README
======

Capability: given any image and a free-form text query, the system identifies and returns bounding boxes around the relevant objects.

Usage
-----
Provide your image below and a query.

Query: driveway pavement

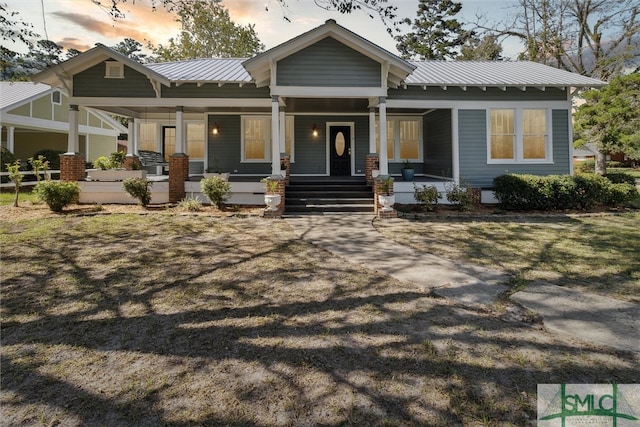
[285,213,640,354]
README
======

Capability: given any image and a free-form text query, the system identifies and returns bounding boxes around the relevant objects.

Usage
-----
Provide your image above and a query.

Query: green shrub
[1,147,16,172]
[122,177,153,207]
[34,181,80,212]
[605,183,639,206]
[201,176,231,209]
[413,184,439,211]
[575,159,595,174]
[109,151,126,169]
[33,149,65,171]
[445,181,472,211]
[605,172,636,185]
[573,174,610,209]
[493,174,552,210]
[177,194,203,212]
[29,155,50,182]
[93,156,111,170]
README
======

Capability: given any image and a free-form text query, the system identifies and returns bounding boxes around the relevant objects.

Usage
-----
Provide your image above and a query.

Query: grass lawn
[375,213,640,303]
[0,190,40,206]
[608,167,640,179]
[1,208,638,426]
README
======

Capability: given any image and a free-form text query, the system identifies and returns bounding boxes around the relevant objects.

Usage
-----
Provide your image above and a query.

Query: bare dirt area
[1,206,638,426]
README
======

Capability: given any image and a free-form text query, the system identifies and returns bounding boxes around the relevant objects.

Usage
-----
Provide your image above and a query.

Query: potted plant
[280,161,287,178]
[371,159,380,178]
[87,151,146,181]
[401,159,414,181]
[377,176,395,212]
[203,159,230,181]
[261,177,281,211]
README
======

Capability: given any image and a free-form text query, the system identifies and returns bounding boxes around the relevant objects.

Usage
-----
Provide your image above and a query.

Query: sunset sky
[6,0,521,58]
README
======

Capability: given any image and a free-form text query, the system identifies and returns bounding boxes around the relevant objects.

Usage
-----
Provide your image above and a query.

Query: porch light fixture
[212,123,220,135]
[312,124,318,137]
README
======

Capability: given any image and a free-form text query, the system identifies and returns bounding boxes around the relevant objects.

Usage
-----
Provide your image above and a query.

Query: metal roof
[405,60,606,87]
[143,58,606,88]
[147,58,252,83]
[0,82,52,110]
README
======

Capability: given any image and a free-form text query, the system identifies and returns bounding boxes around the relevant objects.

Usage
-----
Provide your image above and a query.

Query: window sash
[186,122,205,159]
[488,108,550,163]
[138,123,157,152]
[376,117,422,162]
[242,116,271,162]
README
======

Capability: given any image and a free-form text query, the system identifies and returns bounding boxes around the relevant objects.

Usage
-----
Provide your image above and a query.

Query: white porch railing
[0,170,60,188]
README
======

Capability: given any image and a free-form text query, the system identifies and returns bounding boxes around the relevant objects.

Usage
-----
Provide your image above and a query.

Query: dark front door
[330,125,351,176]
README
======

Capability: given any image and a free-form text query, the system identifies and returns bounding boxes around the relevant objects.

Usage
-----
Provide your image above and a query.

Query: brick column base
[374,176,397,219]
[260,176,286,218]
[365,154,379,186]
[60,153,86,181]
[280,154,290,185]
[124,155,142,171]
[169,153,189,203]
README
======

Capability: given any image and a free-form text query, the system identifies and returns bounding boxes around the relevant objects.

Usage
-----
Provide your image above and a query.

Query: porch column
[7,126,15,153]
[279,106,286,153]
[127,120,135,154]
[451,108,460,183]
[271,96,280,175]
[175,106,184,154]
[378,97,388,175]
[67,104,80,153]
[369,107,376,153]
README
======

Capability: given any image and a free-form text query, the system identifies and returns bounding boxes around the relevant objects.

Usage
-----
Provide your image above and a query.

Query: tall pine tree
[395,0,468,60]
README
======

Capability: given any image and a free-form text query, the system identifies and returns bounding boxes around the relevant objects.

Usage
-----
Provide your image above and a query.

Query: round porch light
[312,124,318,137]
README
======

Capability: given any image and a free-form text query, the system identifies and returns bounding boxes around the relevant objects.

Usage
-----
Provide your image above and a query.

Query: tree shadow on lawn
[1,215,638,426]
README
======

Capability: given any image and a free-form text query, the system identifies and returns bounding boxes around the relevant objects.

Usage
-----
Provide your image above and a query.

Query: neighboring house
[0,82,126,163]
[573,143,597,164]
[31,19,605,190]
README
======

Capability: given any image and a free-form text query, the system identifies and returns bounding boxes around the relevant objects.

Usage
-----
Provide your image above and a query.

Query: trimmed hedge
[605,172,636,185]
[493,173,639,211]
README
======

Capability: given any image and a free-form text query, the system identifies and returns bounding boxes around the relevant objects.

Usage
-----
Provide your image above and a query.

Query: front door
[329,125,351,176]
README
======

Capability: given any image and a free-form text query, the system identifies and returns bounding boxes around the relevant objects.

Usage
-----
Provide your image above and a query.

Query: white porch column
[127,120,135,155]
[175,106,184,154]
[7,126,15,153]
[67,104,80,153]
[271,96,280,175]
[369,107,376,153]
[451,108,460,183]
[378,97,388,175]
[279,107,286,153]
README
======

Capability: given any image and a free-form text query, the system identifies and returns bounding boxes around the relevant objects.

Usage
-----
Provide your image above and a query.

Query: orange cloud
[53,11,153,42]
[57,37,92,52]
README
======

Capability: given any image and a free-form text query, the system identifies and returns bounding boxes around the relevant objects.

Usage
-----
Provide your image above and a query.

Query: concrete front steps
[285,178,374,214]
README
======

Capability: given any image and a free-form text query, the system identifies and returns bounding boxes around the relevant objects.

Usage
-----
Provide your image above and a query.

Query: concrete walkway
[285,213,640,354]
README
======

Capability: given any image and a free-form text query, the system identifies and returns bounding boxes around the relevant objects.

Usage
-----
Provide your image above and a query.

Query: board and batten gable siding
[458,109,571,188]
[162,83,270,98]
[277,37,382,87]
[388,86,568,102]
[423,110,453,178]
[74,62,157,98]
[207,115,270,175]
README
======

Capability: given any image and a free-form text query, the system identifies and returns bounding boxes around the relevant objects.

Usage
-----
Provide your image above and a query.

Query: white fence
[0,170,60,188]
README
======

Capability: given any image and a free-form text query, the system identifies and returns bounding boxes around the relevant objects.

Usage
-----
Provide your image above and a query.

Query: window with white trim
[488,108,552,163]
[105,61,124,79]
[376,117,422,161]
[242,116,271,162]
[186,122,205,159]
[138,122,158,151]
[51,90,61,105]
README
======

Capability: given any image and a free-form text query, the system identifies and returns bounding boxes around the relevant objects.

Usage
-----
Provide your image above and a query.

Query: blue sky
[6,0,523,58]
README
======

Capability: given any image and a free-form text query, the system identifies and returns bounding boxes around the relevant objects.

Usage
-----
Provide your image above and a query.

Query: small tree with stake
[5,161,23,207]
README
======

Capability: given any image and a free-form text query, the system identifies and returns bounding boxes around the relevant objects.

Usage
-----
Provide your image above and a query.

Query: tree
[112,38,150,63]
[1,3,39,80]
[472,0,639,80]
[574,72,640,174]
[395,0,468,60]
[458,34,503,60]
[151,0,263,61]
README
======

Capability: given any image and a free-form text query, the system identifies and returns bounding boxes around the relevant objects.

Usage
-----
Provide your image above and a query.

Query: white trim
[241,115,272,163]
[69,97,272,108]
[270,86,387,98]
[0,113,119,136]
[375,116,424,163]
[326,122,355,176]
[387,99,572,110]
[486,108,554,164]
[568,109,574,175]
[105,61,124,79]
[452,108,459,183]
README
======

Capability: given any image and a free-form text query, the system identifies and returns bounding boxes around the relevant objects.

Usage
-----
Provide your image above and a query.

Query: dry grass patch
[1,211,638,426]
[375,213,640,302]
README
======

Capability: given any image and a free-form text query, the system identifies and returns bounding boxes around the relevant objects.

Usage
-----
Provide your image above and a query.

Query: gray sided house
[32,19,605,206]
